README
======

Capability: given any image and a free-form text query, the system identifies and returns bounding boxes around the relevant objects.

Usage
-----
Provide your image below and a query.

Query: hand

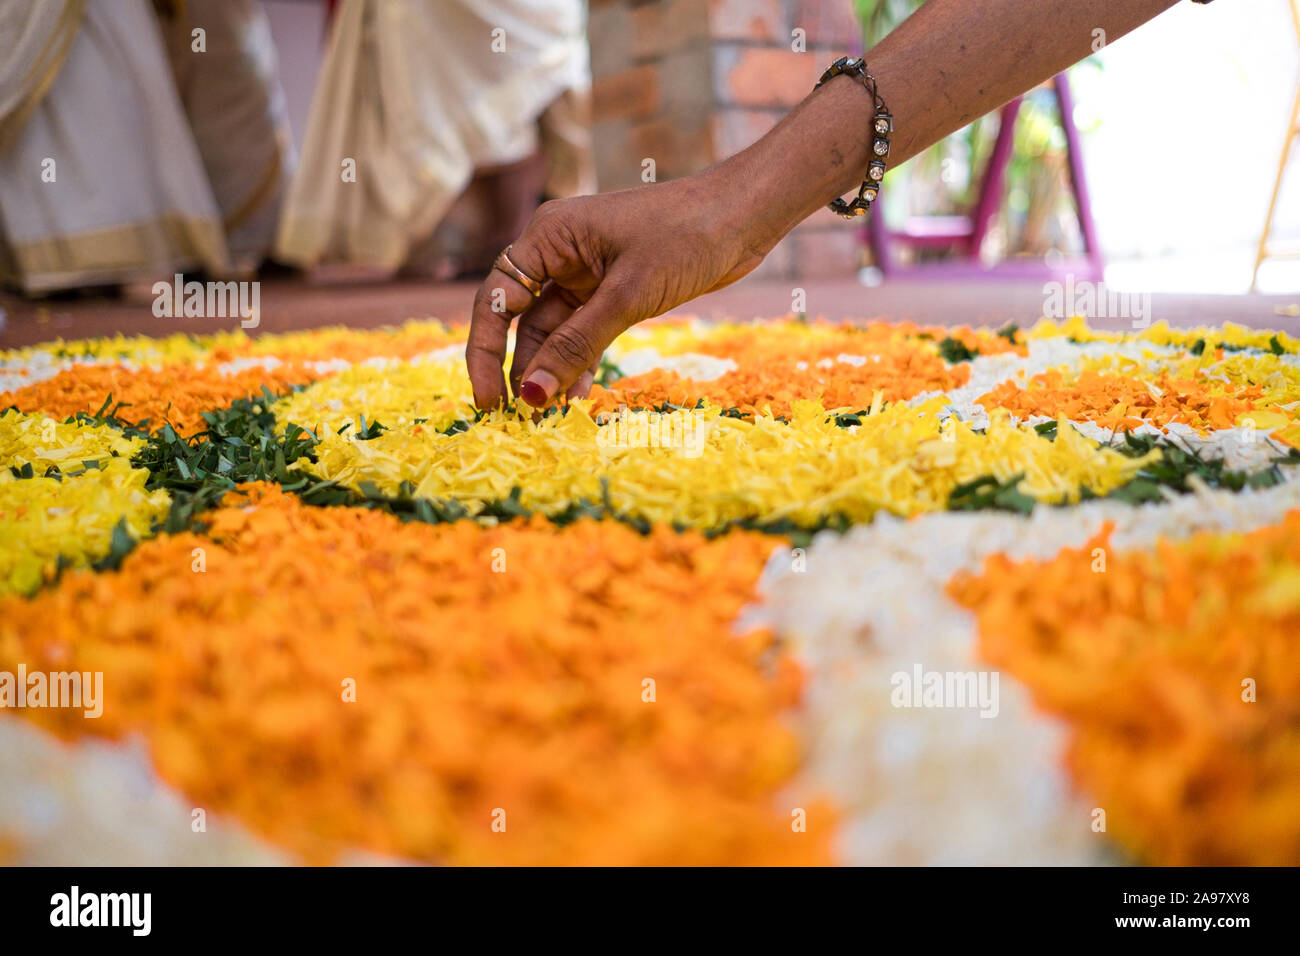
[465,167,776,409]
[463,0,1186,410]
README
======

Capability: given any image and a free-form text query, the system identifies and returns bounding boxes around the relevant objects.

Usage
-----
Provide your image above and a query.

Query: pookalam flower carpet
[1,314,1299,866]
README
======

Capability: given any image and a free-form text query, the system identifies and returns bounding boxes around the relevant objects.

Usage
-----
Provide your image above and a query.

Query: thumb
[518,280,639,406]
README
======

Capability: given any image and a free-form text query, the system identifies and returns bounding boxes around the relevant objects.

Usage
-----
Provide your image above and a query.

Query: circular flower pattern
[1,315,1297,864]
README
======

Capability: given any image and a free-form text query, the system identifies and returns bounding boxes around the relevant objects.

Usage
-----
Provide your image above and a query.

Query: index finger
[466,240,550,409]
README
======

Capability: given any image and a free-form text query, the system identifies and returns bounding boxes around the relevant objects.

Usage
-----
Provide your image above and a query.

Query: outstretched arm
[467,0,1183,409]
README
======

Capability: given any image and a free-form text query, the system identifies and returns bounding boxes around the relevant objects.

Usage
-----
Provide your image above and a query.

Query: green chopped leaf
[937,336,978,363]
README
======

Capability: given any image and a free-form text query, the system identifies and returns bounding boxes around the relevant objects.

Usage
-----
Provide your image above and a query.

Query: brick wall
[587,0,864,280]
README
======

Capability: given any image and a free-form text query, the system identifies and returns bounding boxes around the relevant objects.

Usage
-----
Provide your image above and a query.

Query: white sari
[0,0,292,294]
[274,0,593,271]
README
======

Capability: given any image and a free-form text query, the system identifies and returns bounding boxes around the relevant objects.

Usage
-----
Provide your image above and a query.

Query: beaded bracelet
[814,56,893,219]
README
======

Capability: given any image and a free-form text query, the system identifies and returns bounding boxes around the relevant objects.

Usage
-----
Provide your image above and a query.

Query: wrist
[719,72,887,252]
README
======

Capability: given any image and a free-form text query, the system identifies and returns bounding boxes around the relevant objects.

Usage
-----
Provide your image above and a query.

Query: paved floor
[3,275,1299,348]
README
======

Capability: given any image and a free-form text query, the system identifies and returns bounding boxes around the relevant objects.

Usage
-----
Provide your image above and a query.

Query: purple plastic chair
[863,73,1105,283]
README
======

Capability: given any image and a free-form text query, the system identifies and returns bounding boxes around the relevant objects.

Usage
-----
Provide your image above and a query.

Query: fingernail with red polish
[519,371,557,407]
